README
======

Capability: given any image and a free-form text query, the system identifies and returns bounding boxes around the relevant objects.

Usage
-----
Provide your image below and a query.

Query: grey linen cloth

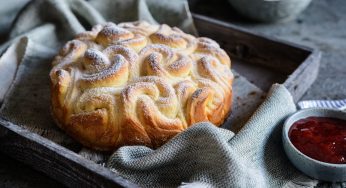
[0,0,321,187]
[107,84,318,188]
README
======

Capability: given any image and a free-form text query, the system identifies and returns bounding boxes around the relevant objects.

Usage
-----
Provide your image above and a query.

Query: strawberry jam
[289,116,346,164]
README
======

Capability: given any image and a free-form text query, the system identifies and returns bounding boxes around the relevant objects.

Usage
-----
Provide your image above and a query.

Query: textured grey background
[0,0,345,187]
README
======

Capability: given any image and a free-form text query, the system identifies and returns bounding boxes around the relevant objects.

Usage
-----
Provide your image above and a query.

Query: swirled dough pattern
[50,21,233,150]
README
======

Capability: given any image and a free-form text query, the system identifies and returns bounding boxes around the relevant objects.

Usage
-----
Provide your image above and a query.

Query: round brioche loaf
[50,21,233,150]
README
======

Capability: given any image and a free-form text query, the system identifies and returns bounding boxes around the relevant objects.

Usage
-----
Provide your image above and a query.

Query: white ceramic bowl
[282,108,346,182]
[228,0,312,22]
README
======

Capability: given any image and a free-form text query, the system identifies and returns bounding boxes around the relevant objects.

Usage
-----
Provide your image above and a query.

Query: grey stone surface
[1,0,345,187]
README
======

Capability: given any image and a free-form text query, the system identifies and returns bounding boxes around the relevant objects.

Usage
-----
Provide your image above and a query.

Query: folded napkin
[0,0,322,187]
[107,84,319,188]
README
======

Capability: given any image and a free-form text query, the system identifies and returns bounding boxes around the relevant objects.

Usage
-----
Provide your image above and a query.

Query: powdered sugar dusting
[83,48,110,73]
[103,45,138,64]
[100,23,132,38]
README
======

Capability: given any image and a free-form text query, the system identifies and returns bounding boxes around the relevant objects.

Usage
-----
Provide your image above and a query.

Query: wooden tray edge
[284,50,321,102]
[0,117,137,188]
[192,14,315,52]
[192,13,321,101]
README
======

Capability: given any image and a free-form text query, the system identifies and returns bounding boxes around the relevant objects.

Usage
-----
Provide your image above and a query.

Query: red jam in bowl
[289,116,346,164]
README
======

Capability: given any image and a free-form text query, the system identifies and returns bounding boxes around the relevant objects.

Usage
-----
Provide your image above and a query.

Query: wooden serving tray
[0,14,321,188]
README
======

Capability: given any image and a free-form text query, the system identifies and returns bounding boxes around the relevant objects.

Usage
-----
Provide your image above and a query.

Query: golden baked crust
[50,21,233,150]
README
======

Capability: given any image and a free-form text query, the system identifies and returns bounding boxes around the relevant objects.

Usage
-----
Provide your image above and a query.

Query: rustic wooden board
[0,15,320,188]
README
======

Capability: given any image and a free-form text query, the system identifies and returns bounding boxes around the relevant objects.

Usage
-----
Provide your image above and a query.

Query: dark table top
[1,0,345,187]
